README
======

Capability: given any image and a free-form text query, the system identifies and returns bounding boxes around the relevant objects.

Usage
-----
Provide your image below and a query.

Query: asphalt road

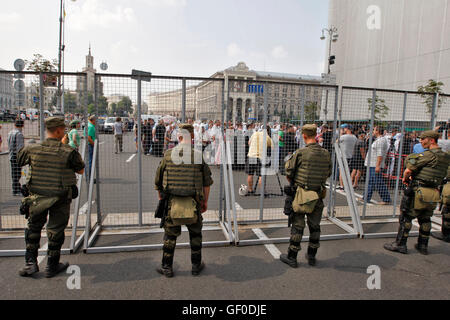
[1,235,449,300]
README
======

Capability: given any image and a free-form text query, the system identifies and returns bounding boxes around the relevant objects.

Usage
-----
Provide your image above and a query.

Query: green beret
[45,117,66,129]
[419,130,439,140]
[301,124,317,136]
[179,123,194,135]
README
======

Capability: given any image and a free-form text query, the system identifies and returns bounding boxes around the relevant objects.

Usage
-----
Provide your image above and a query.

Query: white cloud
[0,12,20,24]
[67,0,135,31]
[227,43,243,58]
[271,45,288,59]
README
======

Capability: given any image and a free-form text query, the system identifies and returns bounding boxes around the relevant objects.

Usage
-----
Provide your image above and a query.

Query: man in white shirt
[364,125,391,204]
[245,127,273,193]
[338,124,357,189]
[113,117,124,154]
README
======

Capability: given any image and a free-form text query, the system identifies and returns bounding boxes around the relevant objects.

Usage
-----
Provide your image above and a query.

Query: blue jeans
[86,144,94,182]
[366,167,391,203]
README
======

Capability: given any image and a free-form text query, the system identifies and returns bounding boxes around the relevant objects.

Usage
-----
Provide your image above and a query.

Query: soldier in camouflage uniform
[384,131,450,254]
[17,117,85,277]
[431,150,450,242]
[280,124,332,267]
[154,124,213,277]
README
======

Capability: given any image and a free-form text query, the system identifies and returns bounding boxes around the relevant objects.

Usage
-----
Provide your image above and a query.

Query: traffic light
[328,55,336,66]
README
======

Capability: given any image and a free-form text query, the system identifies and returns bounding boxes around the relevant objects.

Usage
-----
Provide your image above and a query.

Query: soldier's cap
[45,117,66,129]
[301,124,317,136]
[419,130,439,140]
[179,123,194,135]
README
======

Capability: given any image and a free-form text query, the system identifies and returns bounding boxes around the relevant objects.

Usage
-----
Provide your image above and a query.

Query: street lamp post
[57,0,76,115]
[320,26,338,124]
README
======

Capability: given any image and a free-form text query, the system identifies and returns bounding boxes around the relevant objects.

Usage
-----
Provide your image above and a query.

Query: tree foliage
[25,54,57,72]
[417,79,445,114]
[367,96,389,122]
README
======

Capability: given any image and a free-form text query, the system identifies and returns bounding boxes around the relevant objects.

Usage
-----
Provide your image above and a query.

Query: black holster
[155,192,169,228]
[400,184,415,215]
[284,185,296,227]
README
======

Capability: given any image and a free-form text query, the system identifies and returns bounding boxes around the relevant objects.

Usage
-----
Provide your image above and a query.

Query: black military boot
[45,254,69,278]
[415,236,429,255]
[305,247,318,266]
[384,218,408,254]
[156,255,174,278]
[280,249,298,268]
[19,249,39,277]
[191,252,205,276]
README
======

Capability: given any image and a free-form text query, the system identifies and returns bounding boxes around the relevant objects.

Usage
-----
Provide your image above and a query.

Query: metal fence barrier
[1,69,449,255]
[0,71,90,256]
[81,73,234,254]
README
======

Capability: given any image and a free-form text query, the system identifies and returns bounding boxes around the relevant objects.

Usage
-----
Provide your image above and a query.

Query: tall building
[147,62,323,121]
[328,0,450,92]
[76,45,104,97]
[0,68,14,111]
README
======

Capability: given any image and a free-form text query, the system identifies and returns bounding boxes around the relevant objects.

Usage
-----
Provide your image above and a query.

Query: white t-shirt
[365,136,389,168]
[114,122,123,135]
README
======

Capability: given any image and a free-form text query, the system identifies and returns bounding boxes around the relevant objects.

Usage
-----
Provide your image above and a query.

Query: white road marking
[126,154,136,163]
[37,242,48,266]
[235,202,243,210]
[252,228,281,259]
[326,185,381,205]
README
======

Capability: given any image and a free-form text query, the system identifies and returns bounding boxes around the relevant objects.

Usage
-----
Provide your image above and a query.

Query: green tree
[25,54,57,72]
[117,96,133,116]
[417,79,445,114]
[367,96,389,123]
[97,96,108,115]
[25,54,58,111]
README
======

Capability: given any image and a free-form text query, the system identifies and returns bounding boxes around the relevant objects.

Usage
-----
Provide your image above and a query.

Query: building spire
[89,42,91,56]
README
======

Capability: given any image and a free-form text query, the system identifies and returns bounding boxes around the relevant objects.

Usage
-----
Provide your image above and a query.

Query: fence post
[137,77,143,227]
[431,92,439,130]
[299,85,305,148]
[219,80,225,221]
[328,86,340,218]
[362,88,377,219]
[182,78,186,123]
[39,73,45,142]
[259,83,268,223]
[94,73,102,225]
[393,92,408,217]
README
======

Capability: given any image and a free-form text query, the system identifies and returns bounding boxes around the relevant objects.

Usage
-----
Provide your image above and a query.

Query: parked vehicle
[103,117,116,134]
[97,118,105,133]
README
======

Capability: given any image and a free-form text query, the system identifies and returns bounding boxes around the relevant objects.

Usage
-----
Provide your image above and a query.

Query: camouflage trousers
[289,199,324,252]
[25,199,71,257]
[398,193,434,244]
[162,214,203,264]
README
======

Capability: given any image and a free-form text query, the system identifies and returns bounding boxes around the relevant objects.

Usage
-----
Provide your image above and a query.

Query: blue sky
[0,0,329,76]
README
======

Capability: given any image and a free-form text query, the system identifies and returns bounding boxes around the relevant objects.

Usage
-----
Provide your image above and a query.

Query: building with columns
[0,68,14,111]
[147,62,323,122]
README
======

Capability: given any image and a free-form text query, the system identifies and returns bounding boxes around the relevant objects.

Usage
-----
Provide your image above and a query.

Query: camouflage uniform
[154,124,213,277]
[280,124,332,267]
[17,117,84,277]
[432,152,450,242]
[385,131,450,254]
